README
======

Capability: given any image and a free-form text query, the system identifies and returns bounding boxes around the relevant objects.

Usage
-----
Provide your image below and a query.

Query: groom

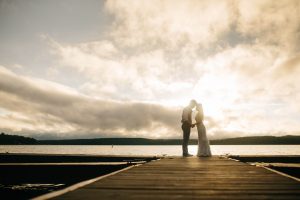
[181,99,197,157]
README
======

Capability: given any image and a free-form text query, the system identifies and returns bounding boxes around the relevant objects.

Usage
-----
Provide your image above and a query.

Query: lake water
[0,145,300,156]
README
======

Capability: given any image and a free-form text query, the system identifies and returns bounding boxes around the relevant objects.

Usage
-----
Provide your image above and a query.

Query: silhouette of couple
[181,99,212,157]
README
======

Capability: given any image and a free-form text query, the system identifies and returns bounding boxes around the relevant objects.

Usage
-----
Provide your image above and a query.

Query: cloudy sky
[0,0,300,139]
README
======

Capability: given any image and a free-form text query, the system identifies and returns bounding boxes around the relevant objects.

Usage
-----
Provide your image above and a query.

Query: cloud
[105,0,233,49]
[0,66,180,139]
[1,0,300,139]
[237,0,300,52]
[46,36,197,102]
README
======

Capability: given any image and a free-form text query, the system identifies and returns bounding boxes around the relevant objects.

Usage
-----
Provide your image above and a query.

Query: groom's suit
[181,106,193,155]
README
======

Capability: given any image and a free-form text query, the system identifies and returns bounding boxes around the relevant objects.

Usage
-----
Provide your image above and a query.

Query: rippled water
[1,145,300,155]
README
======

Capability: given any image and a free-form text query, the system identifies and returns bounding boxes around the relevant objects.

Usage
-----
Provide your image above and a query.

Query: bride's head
[196,103,202,111]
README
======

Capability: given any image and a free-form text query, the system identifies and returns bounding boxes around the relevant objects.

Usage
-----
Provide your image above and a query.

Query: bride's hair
[196,103,202,111]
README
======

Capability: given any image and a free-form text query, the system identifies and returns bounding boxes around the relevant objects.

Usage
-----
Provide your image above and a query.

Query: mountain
[1,132,300,145]
[38,135,300,145]
[38,138,184,145]
[211,135,300,145]
[0,132,37,145]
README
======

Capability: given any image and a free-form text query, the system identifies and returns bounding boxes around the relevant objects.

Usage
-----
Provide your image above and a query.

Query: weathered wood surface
[53,156,300,200]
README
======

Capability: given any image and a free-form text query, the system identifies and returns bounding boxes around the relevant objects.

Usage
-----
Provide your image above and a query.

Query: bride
[194,103,212,157]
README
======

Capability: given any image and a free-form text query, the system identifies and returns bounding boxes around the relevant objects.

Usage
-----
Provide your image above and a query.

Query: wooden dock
[43,156,300,200]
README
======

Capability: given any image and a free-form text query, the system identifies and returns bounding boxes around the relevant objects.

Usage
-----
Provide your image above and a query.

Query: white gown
[195,107,212,157]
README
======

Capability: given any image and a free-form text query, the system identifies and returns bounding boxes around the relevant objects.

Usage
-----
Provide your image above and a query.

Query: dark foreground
[0,154,157,199]
[0,154,299,199]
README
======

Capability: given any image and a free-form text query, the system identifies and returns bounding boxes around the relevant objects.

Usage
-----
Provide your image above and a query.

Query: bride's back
[195,104,204,123]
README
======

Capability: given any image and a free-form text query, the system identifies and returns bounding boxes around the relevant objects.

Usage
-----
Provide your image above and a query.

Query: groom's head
[189,99,197,108]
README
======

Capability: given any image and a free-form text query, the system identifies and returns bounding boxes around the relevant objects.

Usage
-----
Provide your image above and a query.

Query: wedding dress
[195,105,212,157]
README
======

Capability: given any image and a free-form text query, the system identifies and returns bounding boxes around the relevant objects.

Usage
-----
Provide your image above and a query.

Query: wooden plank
[51,157,300,200]
[50,189,300,200]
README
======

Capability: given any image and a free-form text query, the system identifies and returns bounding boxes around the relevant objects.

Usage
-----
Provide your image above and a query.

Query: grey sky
[0,0,108,85]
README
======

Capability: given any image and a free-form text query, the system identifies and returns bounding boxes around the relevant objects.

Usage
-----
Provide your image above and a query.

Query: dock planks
[51,156,300,200]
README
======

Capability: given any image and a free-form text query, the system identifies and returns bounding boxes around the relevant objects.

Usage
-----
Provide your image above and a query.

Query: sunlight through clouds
[0,0,300,139]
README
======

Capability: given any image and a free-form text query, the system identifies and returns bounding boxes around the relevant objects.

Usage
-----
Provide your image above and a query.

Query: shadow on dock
[0,154,158,199]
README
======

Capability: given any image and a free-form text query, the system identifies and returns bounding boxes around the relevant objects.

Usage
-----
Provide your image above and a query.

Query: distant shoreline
[1,133,300,145]
[2,144,300,145]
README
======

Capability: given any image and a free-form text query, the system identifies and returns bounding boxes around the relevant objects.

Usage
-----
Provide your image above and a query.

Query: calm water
[0,145,300,156]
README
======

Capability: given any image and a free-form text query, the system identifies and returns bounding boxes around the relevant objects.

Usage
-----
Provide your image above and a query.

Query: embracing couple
[181,99,212,157]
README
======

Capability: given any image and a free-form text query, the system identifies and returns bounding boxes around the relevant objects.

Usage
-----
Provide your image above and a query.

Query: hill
[211,135,300,145]
[0,132,37,144]
[1,132,300,145]
[38,135,300,145]
[38,138,184,145]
